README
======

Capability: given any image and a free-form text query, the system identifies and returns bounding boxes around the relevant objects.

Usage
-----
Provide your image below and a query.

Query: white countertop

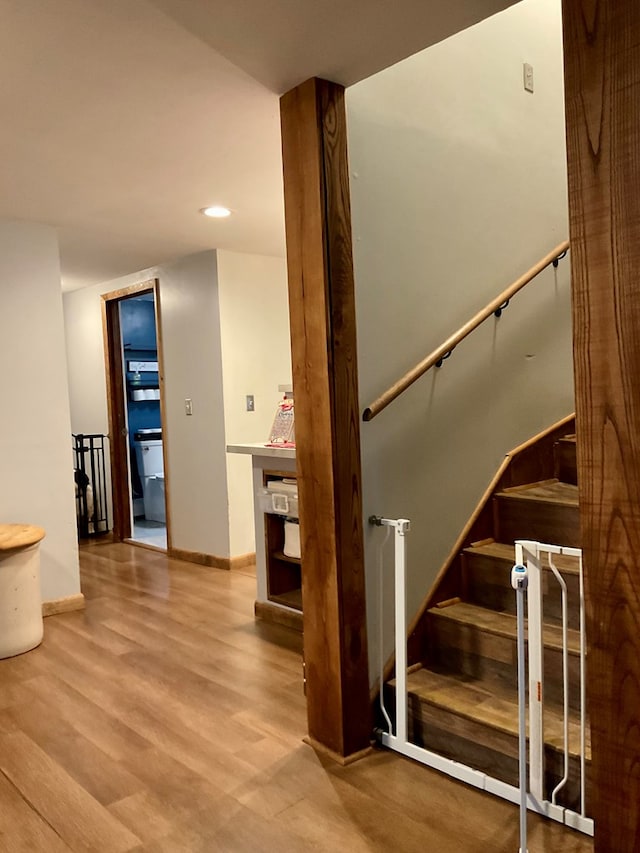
[226,442,296,459]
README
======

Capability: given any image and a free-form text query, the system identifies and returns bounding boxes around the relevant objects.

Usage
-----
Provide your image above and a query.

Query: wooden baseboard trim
[303,736,373,766]
[230,552,256,571]
[168,546,230,570]
[124,538,166,554]
[42,593,86,617]
[255,599,303,632]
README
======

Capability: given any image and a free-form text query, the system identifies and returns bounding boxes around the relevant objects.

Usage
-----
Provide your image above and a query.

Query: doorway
[102,279,171,550]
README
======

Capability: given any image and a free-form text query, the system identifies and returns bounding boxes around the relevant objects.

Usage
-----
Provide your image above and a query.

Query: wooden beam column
[280,77,371,760]
[563,1,640,848]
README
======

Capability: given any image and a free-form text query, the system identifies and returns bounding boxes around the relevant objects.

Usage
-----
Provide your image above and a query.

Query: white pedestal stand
[0,524,45,659]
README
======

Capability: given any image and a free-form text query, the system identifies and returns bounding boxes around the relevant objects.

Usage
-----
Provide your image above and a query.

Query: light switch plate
[185,398,193,415]
[246,395,255,412]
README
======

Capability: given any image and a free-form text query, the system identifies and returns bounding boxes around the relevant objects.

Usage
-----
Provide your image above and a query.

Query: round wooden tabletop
[0,524,46,552]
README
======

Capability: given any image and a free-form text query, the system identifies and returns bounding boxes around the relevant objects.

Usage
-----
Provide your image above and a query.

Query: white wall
[63,251,231,557]
[217,250,292,555]
[63,248,291,560]
[160,251,230,556]
[346,0,573,679]
[0,221,80,601]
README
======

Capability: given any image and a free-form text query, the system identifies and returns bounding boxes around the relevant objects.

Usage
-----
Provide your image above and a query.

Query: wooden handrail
[362,240,570,422]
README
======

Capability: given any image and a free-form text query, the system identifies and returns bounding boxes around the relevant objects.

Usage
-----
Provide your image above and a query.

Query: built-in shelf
[264,472,302,624]
[272,550,301,565]
[225,447,299,633]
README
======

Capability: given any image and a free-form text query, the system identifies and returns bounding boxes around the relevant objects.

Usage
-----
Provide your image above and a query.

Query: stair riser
[554,440,577,485]
[494,495,580,548]
[463,553,581,631]
[428,617,582,710]
[406,698,590,812]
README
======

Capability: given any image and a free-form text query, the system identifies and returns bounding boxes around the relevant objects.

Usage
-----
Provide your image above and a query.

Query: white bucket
[0,542,43,658]
[144,474,166,523]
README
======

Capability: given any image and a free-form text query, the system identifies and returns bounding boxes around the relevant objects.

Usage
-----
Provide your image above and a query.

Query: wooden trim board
[255,600,303,632]
[168,547,254,572]
[168,546,230,570]
[230,552,256,571]
[100,281,157,302]
[42,594,85,617]
[102,295,131,541]
[303,736,373,766]
[124,539,167,555]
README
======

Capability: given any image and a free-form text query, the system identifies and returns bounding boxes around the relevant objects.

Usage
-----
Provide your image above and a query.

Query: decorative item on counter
[266,395,295,448]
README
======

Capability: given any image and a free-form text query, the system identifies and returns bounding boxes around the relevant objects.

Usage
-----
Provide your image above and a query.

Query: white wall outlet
[523,62,534,93]
[246,394,255,412]
[185,398,193,415]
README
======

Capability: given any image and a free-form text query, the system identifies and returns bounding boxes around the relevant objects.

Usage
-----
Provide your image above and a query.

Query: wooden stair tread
[495,479,579,506]
[401,666,591,759]
[464,541,580,575]
[428,601,581,654]
[558,434,576,443]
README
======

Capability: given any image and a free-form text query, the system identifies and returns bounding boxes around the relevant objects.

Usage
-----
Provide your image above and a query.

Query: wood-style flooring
[0,542,594,852]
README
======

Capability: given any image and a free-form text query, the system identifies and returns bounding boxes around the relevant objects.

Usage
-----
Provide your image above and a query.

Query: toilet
[134,430,166,523]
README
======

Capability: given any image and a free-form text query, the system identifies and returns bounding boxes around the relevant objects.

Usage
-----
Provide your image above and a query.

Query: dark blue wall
[120,296,161,446]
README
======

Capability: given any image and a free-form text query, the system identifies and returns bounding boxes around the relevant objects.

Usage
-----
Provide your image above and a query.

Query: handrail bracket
[552,249,568,269]
[494,299,510,318]
[435,349,454,369]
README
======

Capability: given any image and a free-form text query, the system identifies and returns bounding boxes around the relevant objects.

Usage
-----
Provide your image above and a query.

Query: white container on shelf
[283,519,301,559]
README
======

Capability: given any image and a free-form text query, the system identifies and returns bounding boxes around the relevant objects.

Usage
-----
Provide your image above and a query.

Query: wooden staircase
[388,423,590,812]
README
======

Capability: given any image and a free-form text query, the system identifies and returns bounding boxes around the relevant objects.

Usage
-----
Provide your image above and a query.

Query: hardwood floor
[0,543,593,851]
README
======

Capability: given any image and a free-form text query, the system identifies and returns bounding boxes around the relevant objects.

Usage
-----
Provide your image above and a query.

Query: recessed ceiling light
[201,206,232,218]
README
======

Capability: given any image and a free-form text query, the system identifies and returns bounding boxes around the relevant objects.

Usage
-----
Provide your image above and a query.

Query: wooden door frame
[101,279,172,549]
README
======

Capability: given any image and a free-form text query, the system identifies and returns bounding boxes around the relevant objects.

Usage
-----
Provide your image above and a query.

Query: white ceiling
[0,0,514,290]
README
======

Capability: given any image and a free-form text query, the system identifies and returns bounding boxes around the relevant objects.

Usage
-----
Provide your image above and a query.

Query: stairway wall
[346,0,574,683]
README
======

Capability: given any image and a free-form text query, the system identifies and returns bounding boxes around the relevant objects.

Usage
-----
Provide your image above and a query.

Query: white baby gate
[372,517,593,842]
